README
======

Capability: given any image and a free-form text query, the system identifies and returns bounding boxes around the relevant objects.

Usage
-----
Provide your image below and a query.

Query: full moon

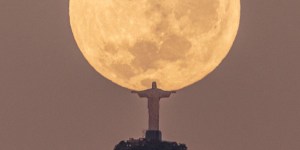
[69,0,240,90]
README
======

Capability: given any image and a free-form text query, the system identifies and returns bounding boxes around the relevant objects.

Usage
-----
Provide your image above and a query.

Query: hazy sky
[1,0,300,150]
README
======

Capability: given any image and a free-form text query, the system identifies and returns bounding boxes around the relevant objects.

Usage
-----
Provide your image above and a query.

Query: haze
[0,0,299,150]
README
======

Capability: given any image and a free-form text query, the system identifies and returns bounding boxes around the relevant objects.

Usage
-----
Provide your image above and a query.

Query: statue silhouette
[132,82,176,131]
[114,82,187,150]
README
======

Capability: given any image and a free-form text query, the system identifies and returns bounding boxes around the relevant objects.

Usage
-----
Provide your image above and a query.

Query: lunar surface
[69,0,240,90]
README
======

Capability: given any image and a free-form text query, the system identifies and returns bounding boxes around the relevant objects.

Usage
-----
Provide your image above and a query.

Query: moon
[69,0,240,90]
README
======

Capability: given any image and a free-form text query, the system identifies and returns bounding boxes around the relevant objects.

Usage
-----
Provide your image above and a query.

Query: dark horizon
[1,0,300,150]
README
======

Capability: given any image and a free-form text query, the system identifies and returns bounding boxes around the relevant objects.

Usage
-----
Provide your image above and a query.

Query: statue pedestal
[145,130,162,141]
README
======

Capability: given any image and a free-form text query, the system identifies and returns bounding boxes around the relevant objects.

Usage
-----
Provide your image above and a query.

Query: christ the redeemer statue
[132,82,176,131]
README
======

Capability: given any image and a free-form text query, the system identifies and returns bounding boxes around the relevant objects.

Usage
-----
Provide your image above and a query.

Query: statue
[114,82,187,150]
[132,82,176,131]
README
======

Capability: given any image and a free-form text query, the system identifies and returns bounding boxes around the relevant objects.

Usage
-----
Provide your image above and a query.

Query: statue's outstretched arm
[131,90,148,98]
[160,90,176,98]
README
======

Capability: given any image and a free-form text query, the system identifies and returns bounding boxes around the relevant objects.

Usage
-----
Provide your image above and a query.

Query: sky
[1,0,300,150]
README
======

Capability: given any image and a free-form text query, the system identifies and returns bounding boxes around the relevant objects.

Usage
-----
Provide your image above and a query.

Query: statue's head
[152,82,157,89]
